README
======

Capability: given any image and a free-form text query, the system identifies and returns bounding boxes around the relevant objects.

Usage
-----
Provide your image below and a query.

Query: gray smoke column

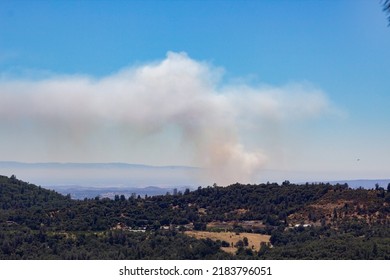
[0,52,332,185]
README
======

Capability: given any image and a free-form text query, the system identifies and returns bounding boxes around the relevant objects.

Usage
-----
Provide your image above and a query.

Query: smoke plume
[0,52,332,185]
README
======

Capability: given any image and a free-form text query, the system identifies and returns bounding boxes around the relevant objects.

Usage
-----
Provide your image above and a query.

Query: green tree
[332,208,338,220]
[235,240,244,248]
[258,242,270,257]
[193,222,207,231]
[383,0,390,24]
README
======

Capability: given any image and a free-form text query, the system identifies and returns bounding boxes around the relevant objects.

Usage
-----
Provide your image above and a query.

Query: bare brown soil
[184,230,270,254]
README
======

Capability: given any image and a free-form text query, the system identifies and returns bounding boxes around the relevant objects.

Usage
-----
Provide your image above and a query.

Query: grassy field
[184,231,270,254]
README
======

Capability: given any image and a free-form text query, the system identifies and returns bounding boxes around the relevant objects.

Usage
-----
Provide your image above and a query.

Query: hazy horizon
[0,161,388,190]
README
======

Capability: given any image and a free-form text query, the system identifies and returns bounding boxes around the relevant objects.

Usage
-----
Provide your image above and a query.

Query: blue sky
[0,0,389,184]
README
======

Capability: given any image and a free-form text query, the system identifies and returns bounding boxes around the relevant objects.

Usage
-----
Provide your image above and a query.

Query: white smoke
[0,52,333,185]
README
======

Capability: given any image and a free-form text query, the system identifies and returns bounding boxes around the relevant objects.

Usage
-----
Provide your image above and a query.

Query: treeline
[0,175,389,259]
[0,177,341,231]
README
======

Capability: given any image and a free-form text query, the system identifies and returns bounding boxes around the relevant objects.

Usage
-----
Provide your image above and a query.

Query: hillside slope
[0,175,389,259]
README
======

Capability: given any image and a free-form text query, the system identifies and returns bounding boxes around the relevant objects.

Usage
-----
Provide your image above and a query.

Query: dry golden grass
[184,231,270,254]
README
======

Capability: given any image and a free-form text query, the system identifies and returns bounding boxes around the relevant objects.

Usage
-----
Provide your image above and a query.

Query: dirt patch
[234,208,248,215]
[185,230,270,254]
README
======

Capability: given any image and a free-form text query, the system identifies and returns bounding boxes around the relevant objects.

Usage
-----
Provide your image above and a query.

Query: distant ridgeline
[0,175,389,259]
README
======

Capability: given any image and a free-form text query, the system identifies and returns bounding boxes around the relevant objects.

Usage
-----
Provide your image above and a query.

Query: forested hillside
[0,175,389,259]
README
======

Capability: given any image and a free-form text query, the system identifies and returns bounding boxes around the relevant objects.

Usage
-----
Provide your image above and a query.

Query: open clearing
[185,231,270,254]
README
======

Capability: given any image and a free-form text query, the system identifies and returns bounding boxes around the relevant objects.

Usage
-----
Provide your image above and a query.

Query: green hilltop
[0,175,389,259]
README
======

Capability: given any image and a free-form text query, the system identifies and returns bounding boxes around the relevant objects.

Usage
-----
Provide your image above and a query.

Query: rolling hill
[0,175,389,259]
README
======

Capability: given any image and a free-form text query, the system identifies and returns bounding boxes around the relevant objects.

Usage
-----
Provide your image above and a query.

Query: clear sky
[0,0,389,184]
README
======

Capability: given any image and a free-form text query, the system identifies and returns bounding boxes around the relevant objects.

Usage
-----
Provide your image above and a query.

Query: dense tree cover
[0,177,342,232]
[0,175,389,259]
[260,223,390,260]
[0,223,230,260]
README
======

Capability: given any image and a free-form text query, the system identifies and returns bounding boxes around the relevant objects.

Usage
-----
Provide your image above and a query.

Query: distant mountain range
[54,180,390,200]
[51,185,194,200]
[0,161,388,195]
[0,161,203,189]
